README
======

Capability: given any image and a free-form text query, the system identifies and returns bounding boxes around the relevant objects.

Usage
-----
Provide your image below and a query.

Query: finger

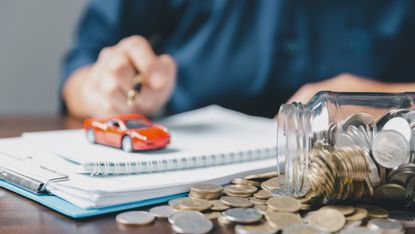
[149,54,177,90]
[119,36,157,74]
[104,52,136,94]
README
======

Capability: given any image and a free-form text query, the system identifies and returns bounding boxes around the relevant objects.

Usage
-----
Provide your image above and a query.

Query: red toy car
[83,114,170,152]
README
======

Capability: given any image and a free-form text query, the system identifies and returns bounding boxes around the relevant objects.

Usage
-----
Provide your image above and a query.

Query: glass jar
[277,91,415,203]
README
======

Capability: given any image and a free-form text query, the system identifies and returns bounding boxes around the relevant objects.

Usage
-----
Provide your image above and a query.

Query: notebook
[21,105,278,176]
[0,140,277,209]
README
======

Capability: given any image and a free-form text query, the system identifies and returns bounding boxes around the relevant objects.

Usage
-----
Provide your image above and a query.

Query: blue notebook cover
[0,181,187,219]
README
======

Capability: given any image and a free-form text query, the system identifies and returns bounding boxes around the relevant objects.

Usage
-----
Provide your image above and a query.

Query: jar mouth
[277,102,313,196]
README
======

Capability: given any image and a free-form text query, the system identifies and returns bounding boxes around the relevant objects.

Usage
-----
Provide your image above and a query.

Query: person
[62,0,415,119]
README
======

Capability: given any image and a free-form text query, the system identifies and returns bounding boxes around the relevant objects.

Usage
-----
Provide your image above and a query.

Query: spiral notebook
[21,106,277,176]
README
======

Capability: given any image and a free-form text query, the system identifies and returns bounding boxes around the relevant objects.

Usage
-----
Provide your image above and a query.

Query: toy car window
[125,120,149,129]
[107,120,120,128]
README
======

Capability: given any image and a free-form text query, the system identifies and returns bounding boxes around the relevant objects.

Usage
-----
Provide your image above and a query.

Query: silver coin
[342,113,374,131]
[168,210,204,224]
[282,223,328,234]
[372,130,410,168]
[382,117,412,142]
[222,208,263,223]
[405,110,415,129]
[367,218,403,233]
[335,133,357,148]
[171,211,213,234]
[376,109,409,130]
[149,205,175,218]
[340,227,381,234]
[115,211,155,225]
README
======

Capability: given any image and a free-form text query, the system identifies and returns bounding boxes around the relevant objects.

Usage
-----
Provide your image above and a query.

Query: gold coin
[265,211,302,230]
[245,171,279,180]
[168,197,187,211]
[321,205,355,216]
[261,177,282,190]
[224,184,258,195]
[177,198,211,211]
[346,208,368,221]
[232,178,260,187]
[204,211,220,220]
[209,200,230,211]
[235,222,277,234]
[266,196,301,213]
[191,183,223,194]
[254,190,273,200]
[220,196,253,208]
[249,197,267,205]
[306,208,345,233]
[253,204,268,214]
[217,213,233,226]
[356,204,389,218]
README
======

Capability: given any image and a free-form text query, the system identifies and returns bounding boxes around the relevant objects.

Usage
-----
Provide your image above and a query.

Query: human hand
[287,73,393,104]
[63,36,177,118]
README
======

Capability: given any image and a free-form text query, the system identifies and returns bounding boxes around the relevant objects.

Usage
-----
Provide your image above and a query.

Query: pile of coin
[298,109,415,203]
[115,173,410,234]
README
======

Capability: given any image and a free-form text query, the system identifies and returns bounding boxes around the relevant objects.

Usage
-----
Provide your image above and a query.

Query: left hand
[287,73,401,104]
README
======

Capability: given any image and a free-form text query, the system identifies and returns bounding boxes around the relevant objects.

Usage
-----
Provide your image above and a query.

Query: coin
[224,184,258,195]
[210,199,230,211]
[178,198,212,211]
[282,223,328,234]
[265,211,302,230]
[221,196,254,208]
[367,218,403,234]
[115,211,155,226]
[235,222,277,234]
[245,171,279,180]
[250,197,267,205]
[253,204,268,214]
[382,117,412,142]
[204,211,220,220]
[168,210,204,224]
[217,213,233,226]
[168,197,187,211]
[191,183,223,194]
[345,207,368,221]
[233,178,260,187]
[254,189,273,199]
[306,208,345,232]
[267,196,301,213]
[340,227,381,234]
[321,205,355,216]
[373,183,408,200]
[356,204,389,218]
[222,208,263,223]
[149,205,175,218]
[171,211,213,234]
[372,130,410,169]
[261,177,283,190]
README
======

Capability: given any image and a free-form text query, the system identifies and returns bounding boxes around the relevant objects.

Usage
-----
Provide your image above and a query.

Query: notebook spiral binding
[86,147,276,176]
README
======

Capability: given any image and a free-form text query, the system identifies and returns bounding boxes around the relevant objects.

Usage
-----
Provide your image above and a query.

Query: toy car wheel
[86,129,96,144]
[121,136,133,152]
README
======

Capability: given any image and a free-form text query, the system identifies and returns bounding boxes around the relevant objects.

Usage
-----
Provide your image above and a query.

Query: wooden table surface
[0,116,414,234]
[0,116,236,234]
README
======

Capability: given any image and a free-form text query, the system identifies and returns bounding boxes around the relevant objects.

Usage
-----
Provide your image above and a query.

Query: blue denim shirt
[63,0,415,117]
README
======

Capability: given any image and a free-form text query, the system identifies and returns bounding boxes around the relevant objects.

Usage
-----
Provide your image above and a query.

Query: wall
[0,0,88,115]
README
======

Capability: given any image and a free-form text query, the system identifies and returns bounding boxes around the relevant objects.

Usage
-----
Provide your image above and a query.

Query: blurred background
[0,0,88,115]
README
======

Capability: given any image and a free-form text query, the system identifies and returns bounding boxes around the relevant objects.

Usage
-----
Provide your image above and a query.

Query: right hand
[63,36,177,118]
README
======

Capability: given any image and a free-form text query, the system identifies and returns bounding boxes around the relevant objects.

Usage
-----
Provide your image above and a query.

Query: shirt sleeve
[60,0,168,112]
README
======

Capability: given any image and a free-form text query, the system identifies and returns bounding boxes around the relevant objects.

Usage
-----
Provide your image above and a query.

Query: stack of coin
[189,183,223,200]
[223,184,258,197]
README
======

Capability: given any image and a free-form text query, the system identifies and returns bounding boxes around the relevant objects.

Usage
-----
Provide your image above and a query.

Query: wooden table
[0,116,235,234]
